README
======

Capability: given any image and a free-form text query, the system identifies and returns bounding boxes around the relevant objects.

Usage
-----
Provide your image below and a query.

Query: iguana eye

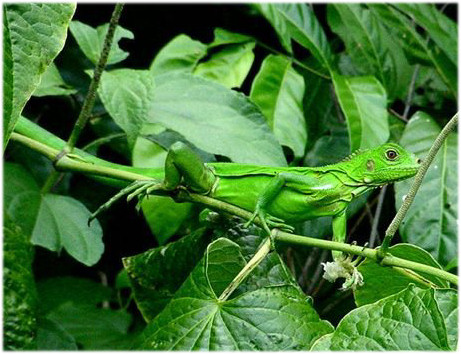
[386,149,398,160]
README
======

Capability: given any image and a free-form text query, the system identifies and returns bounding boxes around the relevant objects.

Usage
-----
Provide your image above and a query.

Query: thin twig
[66,4,124,151]
[403,65,420,119]
[307,249,329,294]
[369,185,387,248]
[41,4,125,193]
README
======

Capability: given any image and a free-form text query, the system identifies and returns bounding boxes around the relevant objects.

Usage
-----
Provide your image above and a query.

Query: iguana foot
[88,180,163,224]
[244,208,294,235]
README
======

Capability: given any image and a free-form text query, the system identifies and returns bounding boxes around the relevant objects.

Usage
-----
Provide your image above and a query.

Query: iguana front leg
[332,210,347,261]
[245,172,316,236]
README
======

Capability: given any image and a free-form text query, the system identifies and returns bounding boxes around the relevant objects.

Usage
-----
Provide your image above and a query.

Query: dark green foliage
[3,3,457,351]
[3,217,37,350]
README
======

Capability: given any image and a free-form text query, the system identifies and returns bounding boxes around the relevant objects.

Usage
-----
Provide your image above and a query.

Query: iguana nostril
[417,158,422,164]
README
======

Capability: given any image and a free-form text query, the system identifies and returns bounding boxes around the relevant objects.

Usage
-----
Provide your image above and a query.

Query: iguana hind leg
[89,141,215,222]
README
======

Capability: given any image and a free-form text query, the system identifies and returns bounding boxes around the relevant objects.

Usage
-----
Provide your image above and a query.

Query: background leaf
[138,238,333,350]
[332,73,389,152]
[194,41,255,88]
[3,217,38,350]
[32,63,77,97]
[394,112,457,265]
[354,243,448,306]
[250,54,307,158]
[327,4,412,100]
[256,3,332,71]
[369,4,457,97]
[150,34,207,76]
[315,285,452,350]
[3,3,76,148]
[31,194,104,266]
[123,227,213,321]
[149,73,287,165]
[69,20,134,65]
[98,69,155,147]
[434,289,458,350]
[394,3,457,65]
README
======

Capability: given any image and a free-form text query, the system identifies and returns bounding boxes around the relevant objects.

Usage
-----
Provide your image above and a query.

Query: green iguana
[14,117,421,289]
[92,141,420,255]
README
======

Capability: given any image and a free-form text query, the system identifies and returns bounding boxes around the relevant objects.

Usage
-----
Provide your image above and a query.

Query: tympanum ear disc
[366,159,375,172]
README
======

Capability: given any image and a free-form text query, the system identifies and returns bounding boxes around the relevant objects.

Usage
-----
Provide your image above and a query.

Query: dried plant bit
[322,255,365,291]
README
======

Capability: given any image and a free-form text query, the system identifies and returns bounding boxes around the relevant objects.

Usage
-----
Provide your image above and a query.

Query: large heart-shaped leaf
[69,20,133,65]
[394,112,457,265]
[332,73,389,152]
[434,289,458,350]
[313,285,453,350]
[123,227,213,321]
[250,54,307,158]
[138,238,333,350]
[3,3,75,148]
[354,243,448,306]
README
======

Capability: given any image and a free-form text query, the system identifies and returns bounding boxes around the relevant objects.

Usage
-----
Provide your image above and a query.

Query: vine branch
[379,112,458,256]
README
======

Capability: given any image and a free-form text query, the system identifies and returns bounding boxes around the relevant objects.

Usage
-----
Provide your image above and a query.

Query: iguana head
[344,143,420,186]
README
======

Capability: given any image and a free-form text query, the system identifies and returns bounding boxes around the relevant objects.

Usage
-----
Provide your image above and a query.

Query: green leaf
[98,69,155,147]
[36,317,78,350]
[132,124,195,244]
[150,34,207,76]
[138,238,333,350]
[123,227,213,321]
[3,217,37,350]
[322,285,451,350]
[99,71,286,165]
[434,289,458,350]
[395,112,457,265]
[255,4,332,71]
[354,243,448,306]
[4,163,104,266]
[32,63,77,97]
[394,4,457,65]
[369,4,457,98]
[69,20,133,65]
[149,73,287,166]
[327,4,412,100]
[3,3,76,148]
[37,277,112,314]
[250,54,307,158]
[4,163,42,236]
[194,42,255,89]
[208,27,254,48]
[332,73,389,152]
[47,302,133,350]
[36,276,134,350]
[31,194,104,266]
